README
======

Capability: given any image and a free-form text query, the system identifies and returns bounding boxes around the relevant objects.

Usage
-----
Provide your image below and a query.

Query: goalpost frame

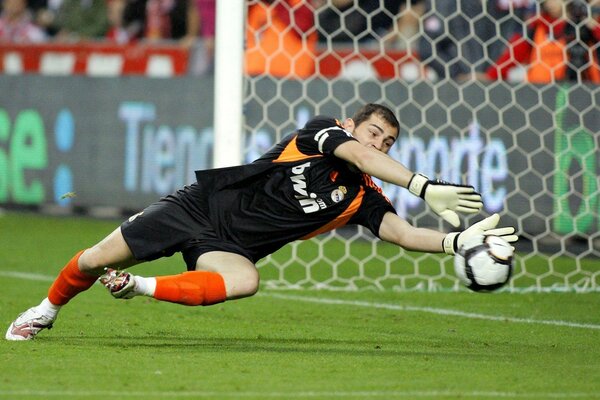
[213,0,245,168]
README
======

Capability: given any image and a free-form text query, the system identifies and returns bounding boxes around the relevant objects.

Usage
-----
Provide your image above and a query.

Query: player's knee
[78,247,109,274]
[242,270,260,296]
[238,268,260,296]
[226,268,260,298]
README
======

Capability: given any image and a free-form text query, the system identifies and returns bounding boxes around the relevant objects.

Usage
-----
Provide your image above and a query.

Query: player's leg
[6,227,139,341]
[101,251,259,305]
[47,227,139,304]
[99,190,260,305]
[193,251,259,300]
[79,226,140,274]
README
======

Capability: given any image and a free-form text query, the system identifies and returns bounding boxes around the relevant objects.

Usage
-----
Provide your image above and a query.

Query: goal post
[213,0,244,168]
[229,0,600,292]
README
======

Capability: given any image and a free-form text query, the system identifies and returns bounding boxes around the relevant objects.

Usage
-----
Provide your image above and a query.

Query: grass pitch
[1,211,600,400]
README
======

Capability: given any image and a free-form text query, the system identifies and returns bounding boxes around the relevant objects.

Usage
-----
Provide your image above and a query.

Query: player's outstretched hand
[442,213,519,255]
[408,173,483,227]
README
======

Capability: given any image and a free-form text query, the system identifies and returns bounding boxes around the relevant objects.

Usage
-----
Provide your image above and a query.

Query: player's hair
[352,103,400,135]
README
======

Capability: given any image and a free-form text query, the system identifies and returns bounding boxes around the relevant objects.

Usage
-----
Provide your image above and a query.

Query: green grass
[1,211,600,399]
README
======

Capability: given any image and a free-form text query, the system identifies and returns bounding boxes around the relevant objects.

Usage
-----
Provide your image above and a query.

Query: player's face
[343,114,398,154]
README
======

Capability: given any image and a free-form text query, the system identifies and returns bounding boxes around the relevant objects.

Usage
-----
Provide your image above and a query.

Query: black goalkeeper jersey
[192,116,397,262]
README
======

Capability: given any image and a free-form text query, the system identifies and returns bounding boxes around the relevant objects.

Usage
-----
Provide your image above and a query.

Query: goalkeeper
[6,103,518,341]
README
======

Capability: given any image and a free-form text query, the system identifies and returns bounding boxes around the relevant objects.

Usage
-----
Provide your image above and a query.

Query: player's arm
[378,212,447,253]
[333,140,483,227]
[333,140,413,185]
[378,212,518,255]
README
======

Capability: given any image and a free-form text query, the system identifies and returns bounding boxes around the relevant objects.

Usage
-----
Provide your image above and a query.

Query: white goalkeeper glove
[442,213,519,255]
[408,173,483,228]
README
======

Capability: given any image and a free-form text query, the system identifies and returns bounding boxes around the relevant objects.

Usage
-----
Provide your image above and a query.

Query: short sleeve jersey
[195,116,396,261]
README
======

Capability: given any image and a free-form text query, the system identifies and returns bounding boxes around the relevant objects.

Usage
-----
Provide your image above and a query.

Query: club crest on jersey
[331,186,346,203]
[290,162,326,213]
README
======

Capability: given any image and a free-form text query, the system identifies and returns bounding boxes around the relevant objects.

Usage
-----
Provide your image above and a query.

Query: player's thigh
[195,251,259,299]
[79,227,140,274]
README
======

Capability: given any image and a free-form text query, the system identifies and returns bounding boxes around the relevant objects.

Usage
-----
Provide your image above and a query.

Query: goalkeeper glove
[408,173,483,228]
[442,213,518,255]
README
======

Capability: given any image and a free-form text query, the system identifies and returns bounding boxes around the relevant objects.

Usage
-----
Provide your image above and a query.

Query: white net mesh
[243,0,600,292]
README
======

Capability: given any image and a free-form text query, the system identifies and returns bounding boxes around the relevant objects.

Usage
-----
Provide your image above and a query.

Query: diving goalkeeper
[6,103,518,341]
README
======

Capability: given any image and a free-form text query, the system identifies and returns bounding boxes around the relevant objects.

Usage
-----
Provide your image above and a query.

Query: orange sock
[154,271,226,306]
[48,250,98,306]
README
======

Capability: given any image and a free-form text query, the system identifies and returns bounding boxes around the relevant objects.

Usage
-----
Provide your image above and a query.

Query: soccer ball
[454,234,514,292]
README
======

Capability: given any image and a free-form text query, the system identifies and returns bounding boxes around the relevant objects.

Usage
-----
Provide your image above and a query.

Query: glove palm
[409,174,483,227]
[443,213,518,255]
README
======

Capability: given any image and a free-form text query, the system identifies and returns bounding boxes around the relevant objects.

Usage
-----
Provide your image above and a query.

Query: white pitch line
[0,390,598,398]
[0,270,55,282]
[262,292,600,330]
[3,270,600,330]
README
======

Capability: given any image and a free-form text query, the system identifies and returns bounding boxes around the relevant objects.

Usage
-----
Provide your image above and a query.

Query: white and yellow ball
[454,234,514,292]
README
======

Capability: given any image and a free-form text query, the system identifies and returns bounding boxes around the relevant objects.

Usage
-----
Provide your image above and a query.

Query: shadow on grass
[38,335,490,359]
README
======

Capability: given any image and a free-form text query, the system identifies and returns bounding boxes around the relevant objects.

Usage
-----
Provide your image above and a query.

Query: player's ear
[341,118,355,133]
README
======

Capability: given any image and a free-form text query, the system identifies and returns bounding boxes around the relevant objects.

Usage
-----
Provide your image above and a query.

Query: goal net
[242,0,600,292]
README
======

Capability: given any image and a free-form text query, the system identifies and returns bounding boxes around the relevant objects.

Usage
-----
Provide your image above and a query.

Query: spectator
[485,0,534,62]
[144,0,199,48]
[486,0,600,84]
[315,0,407,45]
[106,0,128,43]
[390,0,426,50]
[418,0,497,81]
[0,0,47,42]
[105,0,146,43]
[196,0,214,45]
[245,0,317,78]
[54,0,109,40]
[122,0,147,41]
[26,0,61,36]
[188,0,214,74]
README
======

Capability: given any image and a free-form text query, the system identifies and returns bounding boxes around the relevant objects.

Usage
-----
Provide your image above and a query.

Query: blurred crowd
[0,0,599,83]
[0,0,215,47]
